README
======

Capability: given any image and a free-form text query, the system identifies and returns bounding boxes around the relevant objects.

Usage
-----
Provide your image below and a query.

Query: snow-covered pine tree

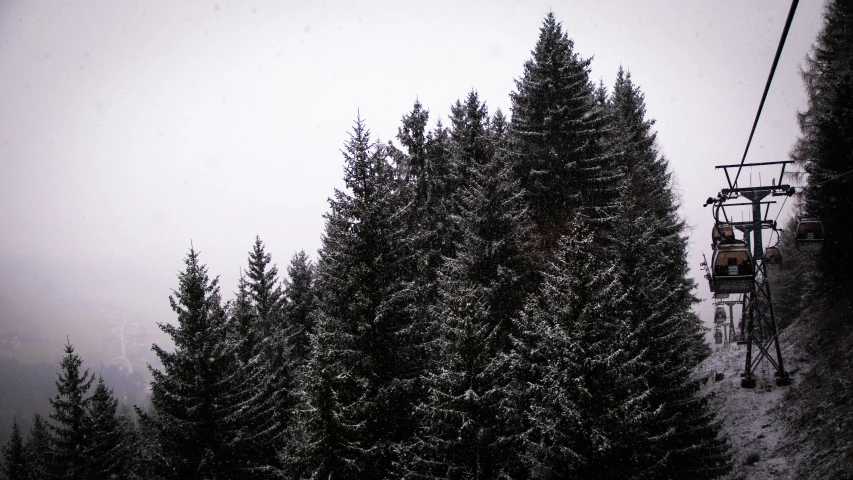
[396,100,456,271]
[284,250,316,364]
[1,419,26,480]
[449,92,492,208]
[605,68,728,477]
[282,310,360,479]
[610,209,729,478]
[24,414,51,480]
[792,0,853,287]
[396,99,430,185]
[394,101,457,342]
[141,246,239,479]
[227,271,257,364]
[296,115,420,478]
[246,237,287,337]
[85,377,133,479]
[509,12,620,242]
[407,104,534,479]
[213,268,285,478]
[127,406,163,480]
[606,67,709,363]
[234,237,296,476]
[48,340,95,480]
[513,226,652,479]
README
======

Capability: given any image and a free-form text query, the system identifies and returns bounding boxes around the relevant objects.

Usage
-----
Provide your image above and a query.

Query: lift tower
[706,161,795,388]
[720,297,742,344]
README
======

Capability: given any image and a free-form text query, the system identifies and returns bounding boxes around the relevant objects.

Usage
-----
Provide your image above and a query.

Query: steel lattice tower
[705,161,795,388]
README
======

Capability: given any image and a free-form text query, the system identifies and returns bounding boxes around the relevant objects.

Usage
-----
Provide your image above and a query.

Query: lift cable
[732,0,800,189]
[812,167,853,187]
[769,195,789,246]
[768,166,853,246]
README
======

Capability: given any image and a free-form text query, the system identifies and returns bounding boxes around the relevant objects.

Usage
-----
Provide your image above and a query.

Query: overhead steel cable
[813,167,853,187]
[732,0,800,190]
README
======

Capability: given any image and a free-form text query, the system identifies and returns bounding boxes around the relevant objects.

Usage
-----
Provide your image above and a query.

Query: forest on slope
[3,3,850,478]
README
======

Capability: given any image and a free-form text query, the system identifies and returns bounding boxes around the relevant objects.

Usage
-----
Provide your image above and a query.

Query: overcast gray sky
[0,0,826,363]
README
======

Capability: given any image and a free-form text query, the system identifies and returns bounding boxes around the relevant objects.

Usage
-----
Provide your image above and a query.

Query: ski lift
[714,292,730,299]
[712,242,754,294]
[711,223,736,250]
[765,245,782,266]
[714,306,727,324]
[714,327,723,345]
[796,218,824,252]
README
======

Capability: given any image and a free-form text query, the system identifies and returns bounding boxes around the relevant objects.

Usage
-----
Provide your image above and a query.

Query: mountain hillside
[695,285,853,480]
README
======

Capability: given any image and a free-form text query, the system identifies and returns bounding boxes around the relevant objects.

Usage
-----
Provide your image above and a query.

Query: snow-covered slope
[694,302,853,480]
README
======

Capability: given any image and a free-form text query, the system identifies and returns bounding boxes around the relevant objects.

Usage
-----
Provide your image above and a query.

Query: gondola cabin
[796,218,824,252]
[714,327,723,345]
[765,245,782,266]
[712,242,754,294]
[712,223,736,250]
[714,292,730,299]
[714,307,727,324]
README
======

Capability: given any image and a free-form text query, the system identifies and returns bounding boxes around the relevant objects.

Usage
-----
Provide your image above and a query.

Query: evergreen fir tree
[236,237,296,477]
[48,340,94,480]
[447,91,493,228]
[514,227,652,479]
[606,67,710,363]
[509,12,620,239]
[85,377,132,479]
[395,101,457,343]
[408,105,533,479]
[284,250,317,364]
[449,91,492,190]
[297,115,420,478]
[605,68,728,477]
[141,246,239,479]
[396,99,430,184]
[246,236,287,337]
[397,100,456,265]
[610,210,728,478]
[423,121,457,259]
[792,0,853,286]
[127,406,163,480]
[24,414,51,480]
[227,271,257,364]
[219,266,290,478]
[1,419,27,480]
[283,313,362,479]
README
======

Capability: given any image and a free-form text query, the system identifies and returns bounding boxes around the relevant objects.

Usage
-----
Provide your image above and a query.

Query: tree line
[3,13,733,479]
[790,0,853,292]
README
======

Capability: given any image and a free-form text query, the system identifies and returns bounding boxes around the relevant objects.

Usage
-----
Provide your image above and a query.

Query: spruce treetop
[24,414,51,480]
[450,90,491,168]
[162,245,224,350]
[246,236,286,333]
[341,113,384,201]
[510,12,619,231]
[397,100,429,181]
[49,340,95,480]
[1,418,26,480]
[49,341,95,428]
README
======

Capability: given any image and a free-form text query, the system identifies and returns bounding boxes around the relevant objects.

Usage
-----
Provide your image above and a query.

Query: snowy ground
[694,319,815,480]
[695,302,853,480]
